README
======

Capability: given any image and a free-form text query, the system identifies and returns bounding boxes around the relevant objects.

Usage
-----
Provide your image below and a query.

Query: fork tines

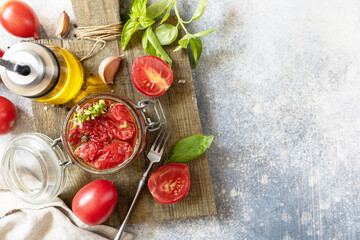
[151,128,170,154]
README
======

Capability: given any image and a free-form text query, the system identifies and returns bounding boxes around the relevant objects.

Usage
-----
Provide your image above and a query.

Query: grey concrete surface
[1,0,360,239]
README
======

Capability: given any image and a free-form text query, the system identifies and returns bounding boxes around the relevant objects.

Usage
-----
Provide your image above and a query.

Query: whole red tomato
[72,180,118,225]
[0,0,39,39]
[0,96,17,135]
[148,163,190,204]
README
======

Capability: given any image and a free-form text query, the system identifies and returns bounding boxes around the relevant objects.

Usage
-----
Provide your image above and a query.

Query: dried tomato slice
[75,140,103,162]
[93,140,133,169]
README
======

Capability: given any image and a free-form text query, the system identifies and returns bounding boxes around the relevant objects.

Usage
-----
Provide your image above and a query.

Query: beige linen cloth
[0,176,132,240]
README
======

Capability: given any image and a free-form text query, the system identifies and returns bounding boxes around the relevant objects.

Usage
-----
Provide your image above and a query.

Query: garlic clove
[98,56,121,84]
[56,11,70,38]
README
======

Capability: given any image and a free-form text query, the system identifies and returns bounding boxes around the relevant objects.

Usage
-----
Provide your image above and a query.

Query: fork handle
[114,163,153,240]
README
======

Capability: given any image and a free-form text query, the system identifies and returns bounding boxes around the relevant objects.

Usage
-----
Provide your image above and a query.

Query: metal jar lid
[0,42,59,98]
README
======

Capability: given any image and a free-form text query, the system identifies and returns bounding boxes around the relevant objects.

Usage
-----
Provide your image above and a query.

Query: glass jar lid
[1,133,69,204]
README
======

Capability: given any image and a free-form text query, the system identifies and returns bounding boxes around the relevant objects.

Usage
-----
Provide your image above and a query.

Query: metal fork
[114,128,170,240]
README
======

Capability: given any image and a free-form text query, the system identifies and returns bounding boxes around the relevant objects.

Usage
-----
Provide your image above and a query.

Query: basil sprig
[164,134,214,164]
[121,0,215,68]
[70,100,107,130]
[121,0,155,50]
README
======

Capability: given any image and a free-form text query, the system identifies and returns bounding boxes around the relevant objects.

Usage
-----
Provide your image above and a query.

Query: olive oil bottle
[0,42,84,105]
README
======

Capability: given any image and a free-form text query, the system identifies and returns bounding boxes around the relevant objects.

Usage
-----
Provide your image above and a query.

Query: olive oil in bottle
[0,42,84,105]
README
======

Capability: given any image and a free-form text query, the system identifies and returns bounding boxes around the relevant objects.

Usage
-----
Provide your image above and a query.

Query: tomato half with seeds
[131,55,173,97]
[148,163,190,204]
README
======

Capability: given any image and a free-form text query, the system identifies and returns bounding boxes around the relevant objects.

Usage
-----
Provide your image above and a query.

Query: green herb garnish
[70,100,107,130]
[121,0,215,68]
[164,134,214,164]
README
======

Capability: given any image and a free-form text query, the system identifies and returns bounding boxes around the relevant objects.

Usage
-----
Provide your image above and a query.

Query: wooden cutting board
[31,0,216,226]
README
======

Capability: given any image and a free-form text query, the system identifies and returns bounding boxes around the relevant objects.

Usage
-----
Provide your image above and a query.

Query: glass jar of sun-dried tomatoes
[61,93,167,174]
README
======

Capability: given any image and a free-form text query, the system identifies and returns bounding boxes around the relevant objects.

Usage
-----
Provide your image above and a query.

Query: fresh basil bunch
[164,134,214,164]
[121,0,216,68]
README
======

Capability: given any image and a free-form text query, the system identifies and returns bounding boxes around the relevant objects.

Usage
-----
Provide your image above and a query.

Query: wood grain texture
[31,0,216,226]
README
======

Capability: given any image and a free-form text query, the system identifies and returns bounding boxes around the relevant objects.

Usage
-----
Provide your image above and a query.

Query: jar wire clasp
[135,99,167,132]
[51,137,73,168]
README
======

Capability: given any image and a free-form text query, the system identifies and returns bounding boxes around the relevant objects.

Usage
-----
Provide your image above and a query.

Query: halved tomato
[148,163,190,204]
[131,55,173,97]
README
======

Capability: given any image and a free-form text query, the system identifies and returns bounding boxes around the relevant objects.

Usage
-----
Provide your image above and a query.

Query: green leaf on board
[178,33,195,49]
[131,0,147,18]
[146,0,167,19]
[140,16,155,28]
[154,24,178,45]
[160,2,173,24]
[121,19,140,50]
[144,27,172,66]
[164,135,214,164]
[189,38,202,68]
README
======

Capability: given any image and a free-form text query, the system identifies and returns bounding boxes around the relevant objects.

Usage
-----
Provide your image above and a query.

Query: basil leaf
[194,28,216,37]
[189,38,202,68]
[121,19,140,50]
[189,0,208,22]
[145,27,172,66]
[178,33,194,49]
[140,16,155,28]
[131,0,147,18]
[164,135,214,164]
[142,28,149,49]
[147,0,167,19]
[160,2,173,24]
[154,24,178,45]
[142,29,161,57]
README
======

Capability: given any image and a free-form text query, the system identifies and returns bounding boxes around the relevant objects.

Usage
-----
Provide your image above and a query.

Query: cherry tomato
[148,163,190,204]
[0,0,39,39]
[72,180,118,225]
[94,140,133,169]
[131,55,173,97]
[0,96,17,135]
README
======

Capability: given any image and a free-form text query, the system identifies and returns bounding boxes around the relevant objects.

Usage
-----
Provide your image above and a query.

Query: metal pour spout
[0,58,31,76]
